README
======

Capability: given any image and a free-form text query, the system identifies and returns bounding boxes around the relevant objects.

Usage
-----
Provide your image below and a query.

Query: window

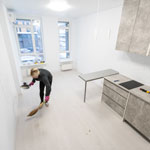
[15,19,45,65]
[58,21,70,60]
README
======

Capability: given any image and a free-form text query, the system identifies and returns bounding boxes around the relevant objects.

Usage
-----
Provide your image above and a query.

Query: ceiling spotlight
[47,1,71,12]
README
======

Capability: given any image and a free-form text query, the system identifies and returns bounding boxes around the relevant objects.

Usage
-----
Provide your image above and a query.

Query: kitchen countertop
[130,85,150,104]
[104,74,131,92]
[104,74,150,105]
[79,69,119,82]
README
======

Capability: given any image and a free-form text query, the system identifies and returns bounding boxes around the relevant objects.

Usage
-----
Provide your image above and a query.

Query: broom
[27,102,44,117]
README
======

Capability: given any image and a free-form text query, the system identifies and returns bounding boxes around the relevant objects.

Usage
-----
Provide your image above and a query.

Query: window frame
[58,21,71,60]
[14,17,46,66]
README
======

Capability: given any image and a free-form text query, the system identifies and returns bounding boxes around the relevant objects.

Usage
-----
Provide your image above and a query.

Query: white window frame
[14,17,45,66]
[58,21,71,60]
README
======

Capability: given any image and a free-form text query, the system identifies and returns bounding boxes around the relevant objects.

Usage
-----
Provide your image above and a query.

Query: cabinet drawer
[104,79,129,98]
[102,94,124,117]
[124,94,150,140]
[103,85,127,108]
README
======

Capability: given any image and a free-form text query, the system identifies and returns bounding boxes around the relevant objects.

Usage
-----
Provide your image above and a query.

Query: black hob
[119,80,143,90]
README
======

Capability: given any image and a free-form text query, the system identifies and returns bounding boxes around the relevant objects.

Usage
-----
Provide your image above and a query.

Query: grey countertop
[104,74,131,92]
[79,69,119,82]
[130,85,150,104]
[104,74,150,105]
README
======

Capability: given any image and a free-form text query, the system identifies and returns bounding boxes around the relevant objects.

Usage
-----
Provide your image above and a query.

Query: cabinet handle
[146,43,150,56]
[123,93,130,121]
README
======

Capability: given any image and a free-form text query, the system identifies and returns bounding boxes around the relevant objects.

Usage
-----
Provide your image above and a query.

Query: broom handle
[38,102,45,109]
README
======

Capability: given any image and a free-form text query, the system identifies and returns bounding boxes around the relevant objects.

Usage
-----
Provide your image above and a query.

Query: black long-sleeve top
[32,69,53,96]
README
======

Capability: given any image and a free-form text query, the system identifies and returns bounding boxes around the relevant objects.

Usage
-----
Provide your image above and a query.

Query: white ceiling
[2,0,123,18]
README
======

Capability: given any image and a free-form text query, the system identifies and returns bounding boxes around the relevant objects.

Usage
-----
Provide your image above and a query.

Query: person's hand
[29,82,34,86]
[45,96,50,103]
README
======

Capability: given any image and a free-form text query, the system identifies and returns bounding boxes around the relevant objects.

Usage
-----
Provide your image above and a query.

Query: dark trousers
[39,80,52,103]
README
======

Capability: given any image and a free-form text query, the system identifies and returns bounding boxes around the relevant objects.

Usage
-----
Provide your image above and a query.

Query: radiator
[60,60,73,71]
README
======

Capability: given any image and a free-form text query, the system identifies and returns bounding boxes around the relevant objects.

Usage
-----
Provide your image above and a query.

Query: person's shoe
[39,102,44,109]
[45,101,49,107]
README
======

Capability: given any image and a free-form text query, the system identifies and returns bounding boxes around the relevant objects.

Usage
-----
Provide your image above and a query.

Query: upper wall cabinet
[116,0,150,56]
[129,0,150,55]
[116,0,140,52]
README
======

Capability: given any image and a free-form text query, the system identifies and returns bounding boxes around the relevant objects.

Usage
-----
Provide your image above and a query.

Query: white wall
[73,6,150,86]
[42,16,60,72]
[0,3,21,150]
[0,4,22,93]
[0,15,18,150]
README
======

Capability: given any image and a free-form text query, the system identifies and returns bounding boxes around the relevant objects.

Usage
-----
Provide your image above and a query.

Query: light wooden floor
[16,71,150,150]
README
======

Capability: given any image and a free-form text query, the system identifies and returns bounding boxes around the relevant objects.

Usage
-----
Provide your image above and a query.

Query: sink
[119,80,143,90]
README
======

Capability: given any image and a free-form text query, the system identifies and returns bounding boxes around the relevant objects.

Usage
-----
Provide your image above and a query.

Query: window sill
[20,63,46,68]
[60,58,72,63]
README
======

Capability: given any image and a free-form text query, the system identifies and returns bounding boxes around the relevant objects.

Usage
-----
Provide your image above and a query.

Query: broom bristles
[27,108,39,117]
[27,102,45,117]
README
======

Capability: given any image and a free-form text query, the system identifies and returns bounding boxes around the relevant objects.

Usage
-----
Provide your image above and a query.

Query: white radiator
[60,59,73,71]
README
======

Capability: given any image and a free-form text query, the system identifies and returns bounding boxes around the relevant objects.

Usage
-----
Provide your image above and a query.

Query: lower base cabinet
[102,94,124,117]
[124,94,150,141]
[102,74,150,142]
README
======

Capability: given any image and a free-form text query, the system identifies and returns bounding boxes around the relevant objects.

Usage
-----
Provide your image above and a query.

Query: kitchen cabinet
[124,93,150,141]
[116,0,140,52]
[129,0,150,55]
[102,74,130,117]
[116,0,150,56]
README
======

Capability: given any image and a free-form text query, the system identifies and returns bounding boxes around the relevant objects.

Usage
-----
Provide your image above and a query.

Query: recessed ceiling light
[47,0,71,12]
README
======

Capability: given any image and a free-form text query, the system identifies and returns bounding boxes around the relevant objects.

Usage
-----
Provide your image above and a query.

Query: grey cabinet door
[129,0,150,55]
[103,85,127,108]
[124,94,150,140]
[102,94,124,117]
[104,79,129,98]
[116,0,140,52]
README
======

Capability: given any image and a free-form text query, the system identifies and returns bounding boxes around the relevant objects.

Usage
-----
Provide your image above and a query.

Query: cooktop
[119,80,143,90]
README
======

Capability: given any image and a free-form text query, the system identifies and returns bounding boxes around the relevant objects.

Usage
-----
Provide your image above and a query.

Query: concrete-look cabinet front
[124,94,150,141]
[116,0,140,52]
[101,73,150,141]
[102,74,130,117]
[116,0,150,56]
[129,0,150,55]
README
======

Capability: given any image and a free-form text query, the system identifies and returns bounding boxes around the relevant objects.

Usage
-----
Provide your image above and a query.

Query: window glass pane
[59,28,69,51]
[58,21,69,27]
[16,27,34,54]
[32,20,40,27]
[21,55,45,65]
[60,52,70,59]
[15,18,45,65]
[21,55,36,65]
[16,19,31,25]
[36,55,45,63]
[33,20,43,53]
